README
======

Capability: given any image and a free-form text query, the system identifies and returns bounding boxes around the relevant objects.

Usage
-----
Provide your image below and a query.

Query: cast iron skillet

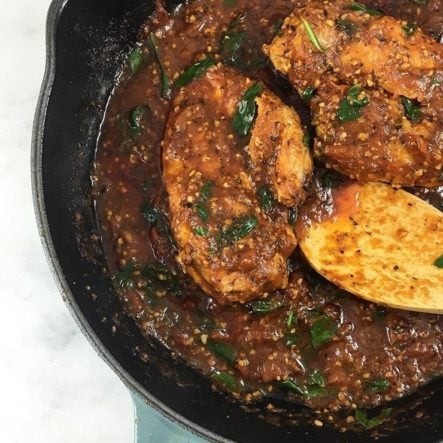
[32,0,443,441]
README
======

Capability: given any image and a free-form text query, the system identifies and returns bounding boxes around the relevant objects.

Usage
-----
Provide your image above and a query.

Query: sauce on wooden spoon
[297,182,443,313]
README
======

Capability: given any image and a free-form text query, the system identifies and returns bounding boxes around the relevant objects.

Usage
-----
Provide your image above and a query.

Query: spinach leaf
[355,408,392,429]
[200,180,214,200]
[128,47,143,75]
[195,181,214,222]
[246,56,268,71]
[336,19,359,37]
[223,0,237,6]
[288,207,298,225]
[196,205,210,223]
[434,253,443,268]
[258,185,274,211]
[272,19,283,37]
[431,77,442,87]
[140,201,160,224]
[221,215,258,245]
[142,264,182,295]
[365,378,390,393]
[207,339,237,365]
[373,306,388,320]
[114,263,135,290]
[402,22,417,37]
[322,175,333,189]
[128,105,150,131]
[232,83,263,137]
[302,132,311,148]
[300,17,325,52]
[194,226,209,237]
[279,372,328,398]
[310,315,338,349]
[401,96,422,122]
[349,2,382,15]
[200,318,224,332]
[247,298,284,314]
[286,310,295,328]
[300,86,316,104]
[309,370,326,388]
[148,33,171,100]
[141,179,152,191]
[337,85,369,122]
[304,385,328,397]
[285,334,299,347]
[140,202,176,246]
[221,15,246,65]
[212,371,243,391]
[175,57,215,88]
[279,378,305,395]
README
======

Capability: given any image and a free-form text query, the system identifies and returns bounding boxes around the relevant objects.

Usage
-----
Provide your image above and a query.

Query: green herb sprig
[300,17,325,52]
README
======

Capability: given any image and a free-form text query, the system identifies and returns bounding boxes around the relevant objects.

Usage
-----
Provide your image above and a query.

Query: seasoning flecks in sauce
[93,0,443,429]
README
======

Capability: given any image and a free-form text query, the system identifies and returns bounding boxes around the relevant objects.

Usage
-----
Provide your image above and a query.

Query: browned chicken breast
[313,78,442,185]
[163,65,311,304]
[249,92,313,206]
[264,0,443,187]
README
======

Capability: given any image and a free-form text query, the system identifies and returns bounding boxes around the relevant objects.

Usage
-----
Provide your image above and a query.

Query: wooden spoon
[296,182,443,313]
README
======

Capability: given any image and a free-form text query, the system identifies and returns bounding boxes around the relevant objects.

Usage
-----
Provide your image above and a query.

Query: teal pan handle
[131,391,209,443]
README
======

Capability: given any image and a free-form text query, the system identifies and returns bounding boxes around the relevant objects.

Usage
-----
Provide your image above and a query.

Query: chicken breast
[163,65,311,304]
[264,0,443,187]
[312,78,442,186]
[249,91,313,206]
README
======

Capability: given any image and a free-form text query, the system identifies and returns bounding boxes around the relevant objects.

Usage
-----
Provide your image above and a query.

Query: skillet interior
[32,0,443,441]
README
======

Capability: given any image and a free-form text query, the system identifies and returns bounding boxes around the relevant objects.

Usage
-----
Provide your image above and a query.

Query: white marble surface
[0,0,133,441]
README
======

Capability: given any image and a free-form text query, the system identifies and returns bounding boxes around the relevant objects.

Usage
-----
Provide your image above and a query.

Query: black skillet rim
[31,0,225,441]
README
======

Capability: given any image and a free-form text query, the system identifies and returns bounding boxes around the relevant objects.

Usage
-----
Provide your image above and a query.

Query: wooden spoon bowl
[296,182,443,313]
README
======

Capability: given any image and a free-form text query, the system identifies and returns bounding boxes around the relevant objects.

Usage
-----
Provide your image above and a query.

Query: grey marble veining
[0,0,132,441]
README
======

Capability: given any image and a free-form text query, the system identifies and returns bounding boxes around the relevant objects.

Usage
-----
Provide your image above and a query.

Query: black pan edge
[30,1,225,441]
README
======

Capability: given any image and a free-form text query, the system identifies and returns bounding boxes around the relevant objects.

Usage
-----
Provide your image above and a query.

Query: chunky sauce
[93,0,443,429]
